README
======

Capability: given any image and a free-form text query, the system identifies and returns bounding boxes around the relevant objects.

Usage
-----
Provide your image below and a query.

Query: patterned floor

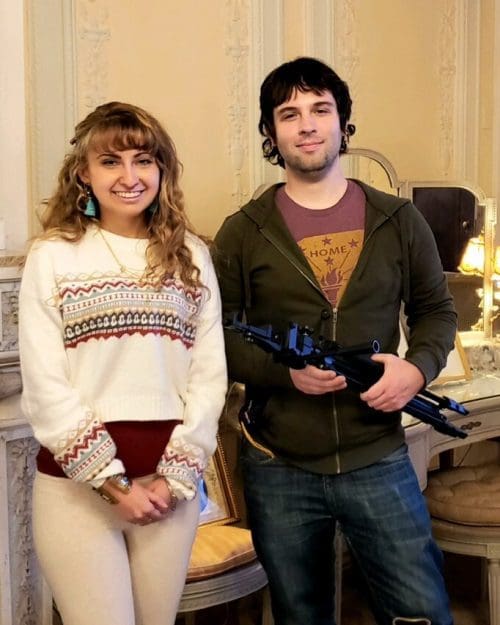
[339,552,489,625]
[175,552,490,625]
[52,553,489,624]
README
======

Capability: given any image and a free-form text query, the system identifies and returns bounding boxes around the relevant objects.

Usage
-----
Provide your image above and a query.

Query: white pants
[33,472,199,625]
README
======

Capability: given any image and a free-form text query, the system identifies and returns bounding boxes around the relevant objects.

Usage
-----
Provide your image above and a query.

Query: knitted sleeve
[155,243,228,500]
[19,241,124,484]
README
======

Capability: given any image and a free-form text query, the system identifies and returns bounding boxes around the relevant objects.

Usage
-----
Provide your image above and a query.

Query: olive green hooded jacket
[212,181,457,474]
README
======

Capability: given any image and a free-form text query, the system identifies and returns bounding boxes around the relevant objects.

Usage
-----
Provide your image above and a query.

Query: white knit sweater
[19,225,227,498]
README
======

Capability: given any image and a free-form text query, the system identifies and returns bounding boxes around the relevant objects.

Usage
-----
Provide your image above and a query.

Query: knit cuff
[156,439,206,500]
[54,414,117,482]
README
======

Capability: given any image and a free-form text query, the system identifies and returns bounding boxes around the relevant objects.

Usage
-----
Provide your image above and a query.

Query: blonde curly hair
[40,101,201,287]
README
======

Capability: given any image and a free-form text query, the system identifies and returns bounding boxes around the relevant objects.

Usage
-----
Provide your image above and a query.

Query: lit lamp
[458,234,487,334]
[494,247,500,278]
[457,198,498,340]
[458,235,484,276]
[458,233,500,339]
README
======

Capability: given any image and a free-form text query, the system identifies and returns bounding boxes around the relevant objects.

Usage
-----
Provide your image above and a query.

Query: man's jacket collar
[242,179,410,235]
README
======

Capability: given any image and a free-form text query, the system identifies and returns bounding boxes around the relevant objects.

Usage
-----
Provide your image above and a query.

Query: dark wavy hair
[259,57,356,168]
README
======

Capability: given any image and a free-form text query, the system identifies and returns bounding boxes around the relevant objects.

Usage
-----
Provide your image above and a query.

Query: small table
[404,372,500,489]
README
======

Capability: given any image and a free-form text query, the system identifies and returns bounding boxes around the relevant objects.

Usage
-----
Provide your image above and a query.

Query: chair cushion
[186,525,257,581]
[425,463,500,526]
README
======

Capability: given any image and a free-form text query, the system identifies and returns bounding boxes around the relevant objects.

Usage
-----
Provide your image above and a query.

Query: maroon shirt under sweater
[37,420,180,479]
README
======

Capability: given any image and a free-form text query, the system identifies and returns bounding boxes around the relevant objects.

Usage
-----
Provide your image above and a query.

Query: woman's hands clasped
[102,476,177,526]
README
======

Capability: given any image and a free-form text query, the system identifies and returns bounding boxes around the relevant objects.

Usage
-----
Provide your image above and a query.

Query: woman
[19,102,227,625]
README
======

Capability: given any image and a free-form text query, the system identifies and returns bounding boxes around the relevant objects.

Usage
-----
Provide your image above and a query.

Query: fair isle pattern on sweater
[157,438,206,494]
[57,274,202,350]
[54,413,117,481]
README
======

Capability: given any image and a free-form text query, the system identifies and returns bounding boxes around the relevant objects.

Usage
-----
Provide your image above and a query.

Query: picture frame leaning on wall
[198,434,240,526]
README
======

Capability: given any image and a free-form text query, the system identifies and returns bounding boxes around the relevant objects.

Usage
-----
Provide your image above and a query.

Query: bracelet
[165,480,178,512]
[94,474,132,505]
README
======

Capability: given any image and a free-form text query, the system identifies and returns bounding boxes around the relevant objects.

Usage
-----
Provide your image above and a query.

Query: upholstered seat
[177,525,272,624]
[425,463,500,624]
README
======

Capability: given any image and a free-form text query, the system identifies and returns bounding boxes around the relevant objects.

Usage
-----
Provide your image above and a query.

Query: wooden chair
[425,463,500,625]
[177,524,272,624]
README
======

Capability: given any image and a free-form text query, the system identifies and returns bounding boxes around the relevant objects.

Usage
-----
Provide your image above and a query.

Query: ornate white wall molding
[493,0,500,223]
[225,0,250,209]
[27,0,76,233]
[438,0,457,179]
[247,0,284,192]
[331,0,359,104]
[75,0,110,116]
[303,0,333,64]
[0,0,29,249]
[438,0,480,182]
[453,1,480,184]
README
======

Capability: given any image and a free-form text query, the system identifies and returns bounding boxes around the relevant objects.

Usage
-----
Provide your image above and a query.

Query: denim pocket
[240,435,277,466]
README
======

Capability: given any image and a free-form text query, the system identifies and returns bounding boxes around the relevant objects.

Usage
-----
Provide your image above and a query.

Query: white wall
[0,0,29,251]
[15,0,500,243]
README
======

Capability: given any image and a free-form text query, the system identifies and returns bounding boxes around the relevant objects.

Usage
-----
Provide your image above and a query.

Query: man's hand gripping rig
[225,314,468,440]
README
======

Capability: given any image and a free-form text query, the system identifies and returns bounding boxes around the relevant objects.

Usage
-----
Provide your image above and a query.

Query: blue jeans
[241,439,453,625]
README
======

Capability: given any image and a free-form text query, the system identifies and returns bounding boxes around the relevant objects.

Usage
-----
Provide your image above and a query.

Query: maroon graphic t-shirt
[276,180,366,308]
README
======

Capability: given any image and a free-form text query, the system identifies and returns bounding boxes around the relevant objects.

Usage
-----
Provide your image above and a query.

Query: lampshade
[494,247,500,277]
[458,235,484,276]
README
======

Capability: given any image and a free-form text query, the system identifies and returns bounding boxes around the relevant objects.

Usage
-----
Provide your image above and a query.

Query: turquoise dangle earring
[84,185,97,218]
[147,196,159,215]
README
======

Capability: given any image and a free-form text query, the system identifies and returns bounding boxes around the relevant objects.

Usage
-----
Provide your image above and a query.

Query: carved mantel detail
[6,436,41,625]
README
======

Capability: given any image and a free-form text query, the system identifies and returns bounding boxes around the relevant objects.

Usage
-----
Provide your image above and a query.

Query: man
[213,57,456,625]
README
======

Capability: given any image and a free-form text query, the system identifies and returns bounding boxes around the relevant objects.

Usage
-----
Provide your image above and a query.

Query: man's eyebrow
[275,106,298,115]
[276,100,335,113]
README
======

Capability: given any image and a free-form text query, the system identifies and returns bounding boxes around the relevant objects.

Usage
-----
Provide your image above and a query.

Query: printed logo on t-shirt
[299,228,364,305]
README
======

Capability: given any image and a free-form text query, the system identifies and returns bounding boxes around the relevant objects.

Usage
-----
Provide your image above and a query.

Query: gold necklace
[97,227,147,280]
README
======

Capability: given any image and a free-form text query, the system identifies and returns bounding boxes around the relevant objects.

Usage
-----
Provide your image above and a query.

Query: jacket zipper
[260,223,354,474]
[332,308,341,473]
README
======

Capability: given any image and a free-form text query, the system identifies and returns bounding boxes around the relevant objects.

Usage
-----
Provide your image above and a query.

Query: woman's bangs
[89,124,158,154]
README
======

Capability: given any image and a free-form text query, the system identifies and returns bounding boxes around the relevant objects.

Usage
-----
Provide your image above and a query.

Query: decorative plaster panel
[304,0,333,63]
[453,1,480,183]
[26,0,76,236]
[225,0,250,209]
[75,0,110,116]
[247,0,284,191]
[438,1,457,179]
[332,0,359,105]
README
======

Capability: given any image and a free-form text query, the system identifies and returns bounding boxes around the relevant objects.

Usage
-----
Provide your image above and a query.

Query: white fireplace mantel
[0,392,52,625]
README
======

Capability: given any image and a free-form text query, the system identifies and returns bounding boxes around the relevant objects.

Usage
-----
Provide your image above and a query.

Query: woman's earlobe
[78,169,89,184]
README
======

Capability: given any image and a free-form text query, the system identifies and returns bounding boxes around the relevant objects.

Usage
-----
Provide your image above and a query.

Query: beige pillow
[425,464,500,526]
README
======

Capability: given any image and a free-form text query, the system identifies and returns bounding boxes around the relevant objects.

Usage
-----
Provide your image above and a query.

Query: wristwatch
[94,474,132,504]
[165,480,178,512]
